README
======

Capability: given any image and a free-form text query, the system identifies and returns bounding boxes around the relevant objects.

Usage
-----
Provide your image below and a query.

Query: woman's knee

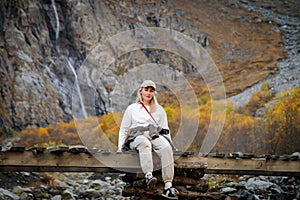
[164,143,173,152]
[155,137,172,152]
[135,136,152,150]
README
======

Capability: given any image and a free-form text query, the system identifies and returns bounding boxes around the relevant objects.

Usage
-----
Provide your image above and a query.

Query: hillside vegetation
[16,87,300,155]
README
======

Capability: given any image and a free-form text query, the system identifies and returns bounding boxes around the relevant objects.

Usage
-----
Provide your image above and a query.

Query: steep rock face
[0,0,64,129]
[0,0,207,130]
[0,0,119,130]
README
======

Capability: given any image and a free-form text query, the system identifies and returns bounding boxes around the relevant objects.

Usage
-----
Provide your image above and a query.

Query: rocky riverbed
[205,174,300,200]
[0,172,129,200]
[0,172,299,199]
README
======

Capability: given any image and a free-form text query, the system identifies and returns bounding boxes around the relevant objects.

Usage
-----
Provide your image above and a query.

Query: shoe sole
[162,194,178,200]
[147,177,157,190]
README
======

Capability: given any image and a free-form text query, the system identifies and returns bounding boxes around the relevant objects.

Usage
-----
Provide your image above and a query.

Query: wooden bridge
[0,146,299,177]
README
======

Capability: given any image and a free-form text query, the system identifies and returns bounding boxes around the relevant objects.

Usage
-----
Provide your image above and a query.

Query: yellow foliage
[263,88,300,154]
[165,106,176,122]
[38,127,50,144]
[16,87,299,155]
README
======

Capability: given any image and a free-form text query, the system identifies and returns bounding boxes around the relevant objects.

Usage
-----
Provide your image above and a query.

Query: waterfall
[51,0,60,40]
[67,59,88,119]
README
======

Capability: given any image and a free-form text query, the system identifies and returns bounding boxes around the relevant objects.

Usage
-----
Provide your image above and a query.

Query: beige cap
[140,80,156,90]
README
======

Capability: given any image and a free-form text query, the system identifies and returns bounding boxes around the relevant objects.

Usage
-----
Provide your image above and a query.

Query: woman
[117,80,178,199]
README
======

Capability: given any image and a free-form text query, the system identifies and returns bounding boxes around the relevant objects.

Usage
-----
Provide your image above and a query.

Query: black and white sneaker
[162,187,178,199]
[146,176,157,190]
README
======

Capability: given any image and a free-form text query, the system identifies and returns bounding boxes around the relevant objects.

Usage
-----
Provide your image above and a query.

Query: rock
[90,179,110,188]
[115,187,123,195]
[229,189,250,199]
[221,187,237,193]
[190,182,209,193]
[19,192,34,200]
[62,189,77,200]
[270,184,284,194]
[289,152,300,160]
[0,188,20,200]
[115,178,126,188]
[105,176,112,183]
[245,178,274,191]
[248,193,260,200]
[51,195,62,200]
[225,182,239,188]
[12,186,32,195]
[82,188,101,198]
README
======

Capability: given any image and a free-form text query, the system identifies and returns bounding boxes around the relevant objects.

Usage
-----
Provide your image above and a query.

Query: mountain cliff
[0,0,299,131]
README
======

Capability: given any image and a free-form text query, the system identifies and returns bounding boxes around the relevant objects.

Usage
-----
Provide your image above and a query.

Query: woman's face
[140,87,155,103]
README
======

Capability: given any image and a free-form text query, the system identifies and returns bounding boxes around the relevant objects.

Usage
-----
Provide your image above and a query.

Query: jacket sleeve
[118,106,132,150]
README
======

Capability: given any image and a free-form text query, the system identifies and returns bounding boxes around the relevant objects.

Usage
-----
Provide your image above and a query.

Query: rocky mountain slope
[0,0,299,131]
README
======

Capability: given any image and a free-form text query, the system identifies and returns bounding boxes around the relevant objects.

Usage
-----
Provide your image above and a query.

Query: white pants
[130,134,174,183]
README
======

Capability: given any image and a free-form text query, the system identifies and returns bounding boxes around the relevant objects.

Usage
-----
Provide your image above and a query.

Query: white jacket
[118,102,171,150]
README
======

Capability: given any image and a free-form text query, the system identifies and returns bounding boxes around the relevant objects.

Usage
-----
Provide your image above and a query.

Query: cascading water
[67,59,88,119]
[51,0,60,40]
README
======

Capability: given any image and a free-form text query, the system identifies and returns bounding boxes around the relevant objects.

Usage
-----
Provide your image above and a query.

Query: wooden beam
[0,151,299,176]
[202,157,300,176]
[0,151,142,172]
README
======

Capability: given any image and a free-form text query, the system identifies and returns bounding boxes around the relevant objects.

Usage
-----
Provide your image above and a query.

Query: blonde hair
[136,87,158,112]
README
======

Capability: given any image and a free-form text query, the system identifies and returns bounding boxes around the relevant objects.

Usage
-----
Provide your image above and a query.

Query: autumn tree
[38,127,50,144]
[215,103,255,153]
[264,88,300,154]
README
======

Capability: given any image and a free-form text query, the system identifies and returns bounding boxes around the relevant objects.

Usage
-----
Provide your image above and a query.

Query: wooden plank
[205,157,300,172]
[0,151,299,176]
[0,151,141,171]
[203,157,300,176]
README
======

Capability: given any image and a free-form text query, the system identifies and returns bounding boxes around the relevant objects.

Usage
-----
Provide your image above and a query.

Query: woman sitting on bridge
[117,80,178,200]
